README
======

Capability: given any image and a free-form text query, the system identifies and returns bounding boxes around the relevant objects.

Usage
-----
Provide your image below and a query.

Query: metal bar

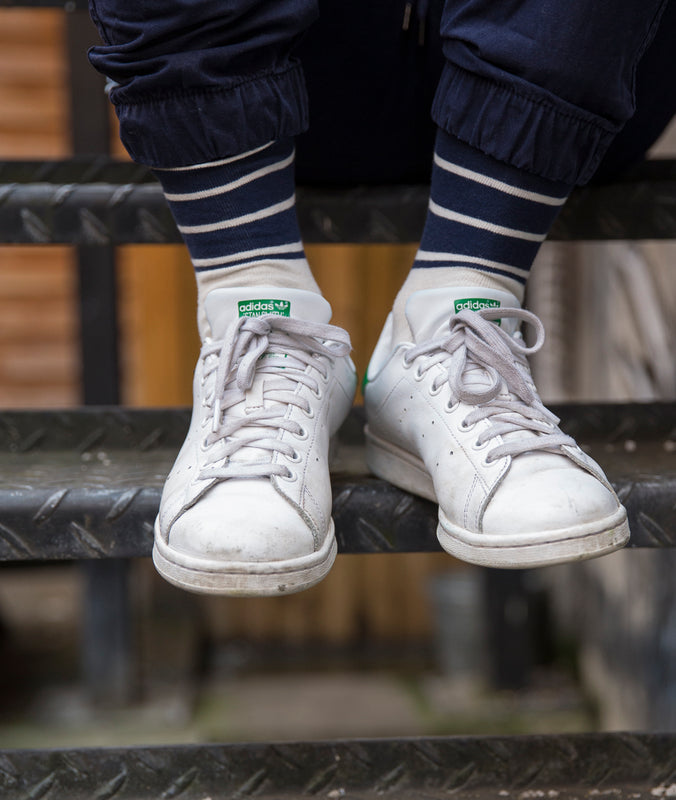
[2,403,674,451]
[0,160,675,244]
[65,9,133,706]
[76,246,120,403]
[2,733,676,799]
[2,157,675,187]
[66,14,110,156]
[66,13,120,406]
[0,404,674,560]
[81,559,136,704]
[1,468,673,558]
[483,569,532,690]
[0,158,154,184]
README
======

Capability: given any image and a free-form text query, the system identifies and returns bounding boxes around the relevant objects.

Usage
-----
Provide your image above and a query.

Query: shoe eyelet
[460,419,476,432]
[445,399,459,413]
[402,351,414,369]
[294,426,309,441]
[414,366,425,382]
[302,404,315,419]
[429,383,443,397]
[311,387,323,400]
[279,467,298,482]
[286,450,302,463]
[472,439,490,452]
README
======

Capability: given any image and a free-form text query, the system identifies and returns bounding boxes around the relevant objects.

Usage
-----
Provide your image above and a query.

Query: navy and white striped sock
[409,129,571,299]
[153,138,307,272]
[153,138,320,338]
[153,139,319,334]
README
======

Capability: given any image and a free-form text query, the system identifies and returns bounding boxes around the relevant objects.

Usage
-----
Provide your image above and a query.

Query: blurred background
[0,6,675,748]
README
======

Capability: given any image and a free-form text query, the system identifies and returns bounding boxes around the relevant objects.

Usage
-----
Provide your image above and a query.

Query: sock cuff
[153,137,303,268]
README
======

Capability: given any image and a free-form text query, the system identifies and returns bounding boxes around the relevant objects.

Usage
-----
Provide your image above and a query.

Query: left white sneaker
[153,287,357,596]
[363,286,630,568]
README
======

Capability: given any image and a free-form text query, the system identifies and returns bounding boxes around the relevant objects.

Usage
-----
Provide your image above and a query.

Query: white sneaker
[364,286,630,568]
[153,287,357,596]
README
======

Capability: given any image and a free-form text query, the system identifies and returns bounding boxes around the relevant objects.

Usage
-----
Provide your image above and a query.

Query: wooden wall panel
[0,10,68,158]
[117,246,198,406]
[0,11,76,408]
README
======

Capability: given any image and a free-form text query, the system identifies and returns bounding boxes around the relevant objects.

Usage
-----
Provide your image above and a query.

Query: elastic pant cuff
[110,63,309,168]
[432,62,620,186]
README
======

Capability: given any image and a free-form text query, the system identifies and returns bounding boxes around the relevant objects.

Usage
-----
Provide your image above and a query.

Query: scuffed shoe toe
[167,482,317,564]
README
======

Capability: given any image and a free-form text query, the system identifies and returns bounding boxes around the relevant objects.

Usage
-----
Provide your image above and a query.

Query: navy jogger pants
[88,0,671,185]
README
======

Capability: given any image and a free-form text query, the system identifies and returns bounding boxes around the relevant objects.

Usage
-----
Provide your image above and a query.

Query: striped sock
[152,138,320,336]
[392,130,571,338]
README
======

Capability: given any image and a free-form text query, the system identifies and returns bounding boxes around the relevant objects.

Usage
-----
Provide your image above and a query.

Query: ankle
[196,262,322,339]
[391,267,524,343]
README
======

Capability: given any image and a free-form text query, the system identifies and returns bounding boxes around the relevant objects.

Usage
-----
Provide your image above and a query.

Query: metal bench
[1,402,676,562]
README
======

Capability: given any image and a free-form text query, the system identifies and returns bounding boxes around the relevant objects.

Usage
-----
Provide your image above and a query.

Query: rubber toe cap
[482,453,620,537]
[167,481,317,563]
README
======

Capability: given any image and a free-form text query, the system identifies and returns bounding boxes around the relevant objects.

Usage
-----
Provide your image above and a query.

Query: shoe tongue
[204,287,332,340]
[405,287,521,342]
[203,288,332,468]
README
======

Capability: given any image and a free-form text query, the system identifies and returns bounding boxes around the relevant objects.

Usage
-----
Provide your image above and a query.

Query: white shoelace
[404,307,575,462]
[198,315,351,480]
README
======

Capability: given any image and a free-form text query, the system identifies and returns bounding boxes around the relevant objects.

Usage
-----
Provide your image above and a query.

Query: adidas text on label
[454,297,501,313]
[238,298,291,317]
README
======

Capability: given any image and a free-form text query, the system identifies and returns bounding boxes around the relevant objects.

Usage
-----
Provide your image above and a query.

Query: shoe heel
[365,427,436,502]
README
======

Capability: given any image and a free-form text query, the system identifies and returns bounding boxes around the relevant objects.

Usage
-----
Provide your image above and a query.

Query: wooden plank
[0,9,74,407]
[117,245,198,406]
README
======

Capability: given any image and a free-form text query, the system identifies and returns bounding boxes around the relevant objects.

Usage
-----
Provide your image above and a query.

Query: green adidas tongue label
[454,297,501,325]
[238,299,291,318]
[454,297,501,313]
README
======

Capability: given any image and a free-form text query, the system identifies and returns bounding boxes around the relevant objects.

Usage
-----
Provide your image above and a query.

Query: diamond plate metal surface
[1,733,676,799]
[0,158,674,244]
[0,404,674,560]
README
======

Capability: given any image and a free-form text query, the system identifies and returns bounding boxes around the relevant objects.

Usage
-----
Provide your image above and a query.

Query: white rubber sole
[437,507,630,569]
[365,427,630,569]
[152,517,337,597]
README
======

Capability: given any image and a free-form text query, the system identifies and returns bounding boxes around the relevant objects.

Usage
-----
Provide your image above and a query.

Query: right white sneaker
[364,286,630,568]
[153,287,357,596]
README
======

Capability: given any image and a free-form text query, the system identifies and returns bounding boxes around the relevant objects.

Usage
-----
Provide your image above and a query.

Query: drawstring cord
[402,0,430,45]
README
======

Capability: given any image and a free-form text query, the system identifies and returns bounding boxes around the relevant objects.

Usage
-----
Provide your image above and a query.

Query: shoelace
[404,307,575,462]
[198,315,351,480]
